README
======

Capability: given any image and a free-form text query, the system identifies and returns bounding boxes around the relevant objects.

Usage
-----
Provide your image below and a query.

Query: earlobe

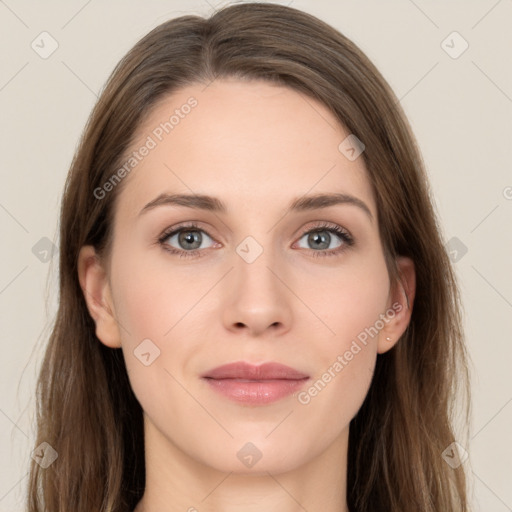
[377,256,416,354]
[77,245,122,349]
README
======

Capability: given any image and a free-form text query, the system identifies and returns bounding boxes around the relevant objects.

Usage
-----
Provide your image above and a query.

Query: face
[80,78,414,476]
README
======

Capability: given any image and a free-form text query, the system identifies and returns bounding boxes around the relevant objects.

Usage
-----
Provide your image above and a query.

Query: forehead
[115,78,375,221]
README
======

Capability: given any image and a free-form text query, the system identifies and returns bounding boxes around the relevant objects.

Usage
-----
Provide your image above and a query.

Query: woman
[27,2,471,511]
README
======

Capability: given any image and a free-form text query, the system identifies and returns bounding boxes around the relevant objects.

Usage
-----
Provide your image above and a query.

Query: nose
[221,245,293,337]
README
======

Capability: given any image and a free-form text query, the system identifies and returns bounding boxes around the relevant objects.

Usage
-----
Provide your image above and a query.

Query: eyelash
[156,221,355,260]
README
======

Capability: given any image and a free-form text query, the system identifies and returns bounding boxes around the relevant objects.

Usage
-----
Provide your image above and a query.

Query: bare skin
[78,78,415,512]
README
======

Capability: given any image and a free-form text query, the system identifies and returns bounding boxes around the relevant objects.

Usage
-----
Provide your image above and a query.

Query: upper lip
[201,362,309,380]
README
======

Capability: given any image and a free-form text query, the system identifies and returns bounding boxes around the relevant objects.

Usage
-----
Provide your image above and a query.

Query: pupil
[180,231,201,249]
[310,231,329,250]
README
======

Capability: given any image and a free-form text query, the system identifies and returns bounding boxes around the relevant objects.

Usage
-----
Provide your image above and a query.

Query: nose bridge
[234,232,281,300]
[222,231,292,334]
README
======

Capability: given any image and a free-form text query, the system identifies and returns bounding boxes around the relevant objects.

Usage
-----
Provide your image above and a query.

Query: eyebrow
[138,192,373,222]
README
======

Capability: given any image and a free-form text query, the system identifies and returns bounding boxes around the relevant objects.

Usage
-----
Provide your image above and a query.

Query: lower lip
[203,378,309,405]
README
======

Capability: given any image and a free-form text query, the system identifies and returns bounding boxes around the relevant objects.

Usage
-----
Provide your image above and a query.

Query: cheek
[313,255,390,346]
[110,247,208,379]
[299,255,389,406]
[111,248,189,340]
[296,277,384,437]
[110,252,198,423]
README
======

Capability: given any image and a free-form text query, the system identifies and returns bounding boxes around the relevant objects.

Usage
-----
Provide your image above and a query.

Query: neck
[134,413,350,512]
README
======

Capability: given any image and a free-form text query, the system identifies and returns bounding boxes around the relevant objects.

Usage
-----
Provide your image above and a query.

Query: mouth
[201,361,310,405]
[201,361,309,380]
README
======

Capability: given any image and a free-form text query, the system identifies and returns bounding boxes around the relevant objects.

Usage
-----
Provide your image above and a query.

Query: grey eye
[165,229,214,251]
[296,230,343,251]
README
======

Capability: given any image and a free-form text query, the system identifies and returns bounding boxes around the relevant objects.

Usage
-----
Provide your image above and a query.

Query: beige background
[1,0,511,510]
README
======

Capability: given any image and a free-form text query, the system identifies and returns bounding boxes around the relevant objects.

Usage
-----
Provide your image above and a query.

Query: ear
[77,245,122,349]
[377,256,416,354]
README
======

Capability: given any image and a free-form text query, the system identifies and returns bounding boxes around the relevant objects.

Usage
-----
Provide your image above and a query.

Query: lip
[201,362,310,405]
[202,361,309,380]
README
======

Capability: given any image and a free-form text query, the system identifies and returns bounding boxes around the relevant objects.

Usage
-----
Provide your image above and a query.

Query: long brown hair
[26,3,471,511]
